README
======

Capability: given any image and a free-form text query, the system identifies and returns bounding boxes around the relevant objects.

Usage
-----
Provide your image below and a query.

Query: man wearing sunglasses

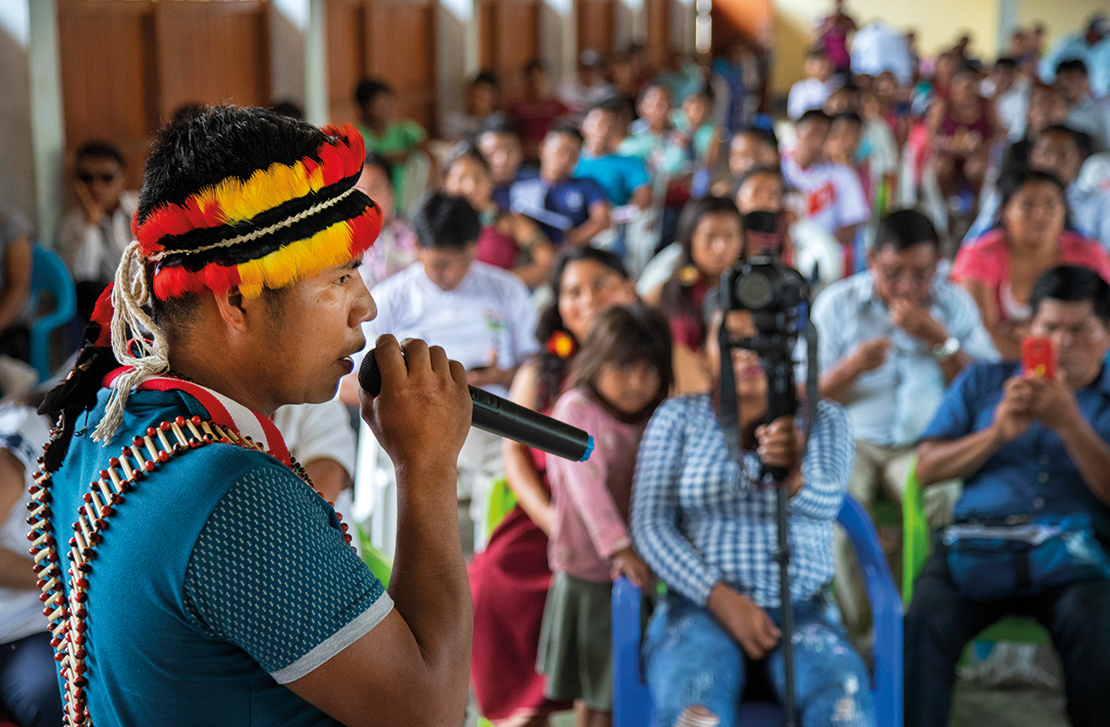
[55,141,138,322]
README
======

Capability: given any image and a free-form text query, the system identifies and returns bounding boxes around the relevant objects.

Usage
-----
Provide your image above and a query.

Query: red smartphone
[1022,336,1055,379]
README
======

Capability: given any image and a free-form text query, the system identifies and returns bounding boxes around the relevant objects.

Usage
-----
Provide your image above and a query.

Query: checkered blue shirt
[631,395,853,609]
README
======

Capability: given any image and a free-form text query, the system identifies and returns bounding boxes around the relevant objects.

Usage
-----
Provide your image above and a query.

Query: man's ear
[212,287,249,333]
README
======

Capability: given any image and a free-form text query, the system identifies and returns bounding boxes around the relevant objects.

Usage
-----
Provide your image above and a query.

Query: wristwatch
[932,336,961,361]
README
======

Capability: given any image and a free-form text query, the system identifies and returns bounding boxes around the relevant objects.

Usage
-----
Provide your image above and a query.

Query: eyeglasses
[77,172,117,184]
[876,265,934,285]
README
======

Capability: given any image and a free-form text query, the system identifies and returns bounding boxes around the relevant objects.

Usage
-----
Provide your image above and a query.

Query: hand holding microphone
[360,339,594,462]
[358,336,473,471]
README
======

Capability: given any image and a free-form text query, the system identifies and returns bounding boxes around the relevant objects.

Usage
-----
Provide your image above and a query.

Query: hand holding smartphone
[1022,336,1055,379]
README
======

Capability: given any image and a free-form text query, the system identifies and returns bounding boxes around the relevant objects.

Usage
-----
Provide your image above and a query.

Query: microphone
[359,349,594,462]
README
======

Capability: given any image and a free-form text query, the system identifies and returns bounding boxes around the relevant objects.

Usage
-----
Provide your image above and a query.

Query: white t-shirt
[782,155,870,235]
[362,261,540,399]
[0,406,52,645]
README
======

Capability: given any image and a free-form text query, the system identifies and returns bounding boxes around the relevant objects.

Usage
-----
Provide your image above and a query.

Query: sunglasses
[77,172,118,184]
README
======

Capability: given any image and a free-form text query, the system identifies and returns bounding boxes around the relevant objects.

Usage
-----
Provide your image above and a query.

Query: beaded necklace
[26,412,352,726]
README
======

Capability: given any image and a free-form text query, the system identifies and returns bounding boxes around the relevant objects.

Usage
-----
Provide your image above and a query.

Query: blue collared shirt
[920,361,1110,537]
[631,396,853,609]
[807,271,999,445]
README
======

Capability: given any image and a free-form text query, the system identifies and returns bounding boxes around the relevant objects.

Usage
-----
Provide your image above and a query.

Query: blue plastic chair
[29,245,76,381]
[613,494,903,727]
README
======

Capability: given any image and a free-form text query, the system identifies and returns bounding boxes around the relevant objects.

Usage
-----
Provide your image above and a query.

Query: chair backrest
[613,493,903,727]
[30,245,76,318]
[29,245,77,381]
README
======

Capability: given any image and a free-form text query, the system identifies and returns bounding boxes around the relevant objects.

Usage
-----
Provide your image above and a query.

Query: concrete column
[616,0,646,51]
[671,0,695,54]
[0,0,34,227]
[28,0,64,247]
[997,0,1019,56]
[541,0,576,86]
[305,0,329,126]
[270,0,309,109]
[437,0,479,138]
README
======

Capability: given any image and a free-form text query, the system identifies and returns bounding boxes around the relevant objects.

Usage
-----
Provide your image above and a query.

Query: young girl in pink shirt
[537,304,673,727]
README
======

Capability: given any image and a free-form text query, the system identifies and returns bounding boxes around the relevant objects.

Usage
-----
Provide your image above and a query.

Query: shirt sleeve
[625,156,651,192]
[945,284,1000,363]
[581,178,610,209]
[184,463,393,684]
[809,285,849,375]
[505,278,540,363]
[549,393,632,560]
[631,399,724,606]
[917,363,988,443]
[788,400,852,521]
[834,167,870,228]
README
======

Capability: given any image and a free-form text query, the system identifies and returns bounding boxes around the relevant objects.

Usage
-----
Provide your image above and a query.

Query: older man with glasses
[804,208,999,644]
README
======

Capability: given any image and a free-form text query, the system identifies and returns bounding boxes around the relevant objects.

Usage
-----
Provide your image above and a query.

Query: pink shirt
[546,387,647,582]
[951,229,1110,323]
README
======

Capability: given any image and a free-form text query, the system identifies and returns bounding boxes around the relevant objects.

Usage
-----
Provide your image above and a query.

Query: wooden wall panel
[326,0,368,125]
[58,0,155,189]
[645,0,672,67]
[577,0,615,58]
[479,0,540,102]
[153,1,271,119]
[364,0,437,132]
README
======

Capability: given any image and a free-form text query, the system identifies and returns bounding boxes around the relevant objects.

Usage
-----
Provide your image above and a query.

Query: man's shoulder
[959,360,1020,393]
[369,263,421,297]
[812,273,870,317]
[469,260,529,293]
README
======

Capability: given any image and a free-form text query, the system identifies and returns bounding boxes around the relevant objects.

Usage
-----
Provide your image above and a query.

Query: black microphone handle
[358,349,594,462]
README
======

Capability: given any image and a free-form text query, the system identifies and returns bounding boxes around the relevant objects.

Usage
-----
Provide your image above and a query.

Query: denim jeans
[0,632,64,727]
[643,591,873,727]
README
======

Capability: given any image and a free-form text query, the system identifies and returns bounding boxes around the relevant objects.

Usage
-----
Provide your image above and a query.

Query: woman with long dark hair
[469,247,637,727]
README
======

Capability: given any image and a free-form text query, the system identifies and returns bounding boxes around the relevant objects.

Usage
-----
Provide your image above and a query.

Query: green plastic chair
[484,476,519,541]
[356,523,393,588]
[902,458,1052,647]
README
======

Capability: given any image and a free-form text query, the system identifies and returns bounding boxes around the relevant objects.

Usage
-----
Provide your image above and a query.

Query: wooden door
[326,0,437,133]
[58,0,273,188]
[577,0,615,59]
[479,0,541,102]
[645,0,671,68]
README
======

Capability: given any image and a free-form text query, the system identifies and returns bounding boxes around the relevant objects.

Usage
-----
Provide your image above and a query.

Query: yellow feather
[235,220,355,297]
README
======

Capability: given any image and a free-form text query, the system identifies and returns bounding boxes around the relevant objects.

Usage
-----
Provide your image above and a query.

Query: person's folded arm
[548,394,632,559]
[788,400,853,521]
[631,399,722,606]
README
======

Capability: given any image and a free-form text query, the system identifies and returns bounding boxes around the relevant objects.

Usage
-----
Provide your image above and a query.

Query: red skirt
[469,505,573,721]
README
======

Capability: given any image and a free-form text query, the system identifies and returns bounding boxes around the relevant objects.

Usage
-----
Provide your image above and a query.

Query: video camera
[715,254,814,479]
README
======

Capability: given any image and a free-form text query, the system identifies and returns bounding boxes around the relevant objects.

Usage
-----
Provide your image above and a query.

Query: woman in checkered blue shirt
[630,301,874,727]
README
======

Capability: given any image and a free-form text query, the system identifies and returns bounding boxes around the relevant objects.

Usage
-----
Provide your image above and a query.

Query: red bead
[82,493,92,503]
[145,427,156,437]
[39,592,50,603]
[160,421,171,431]
[157,451,169,463]
[76,622,87,633]
[75,592,87,603]
[76,577,89,588]
[75,633,86,645]
[109,457,120,467]
[50,637,61,648]
[95,519,109,530]
[144,461,155,472]
[74,662,87,675]
[100,505,114,517]
[54,651,65,661]
[132,436,143,446]
[191,415,202,425]
[175,416,186,426]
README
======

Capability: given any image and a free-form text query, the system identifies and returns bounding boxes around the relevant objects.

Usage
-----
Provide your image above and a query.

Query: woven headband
[133,123,382,299]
